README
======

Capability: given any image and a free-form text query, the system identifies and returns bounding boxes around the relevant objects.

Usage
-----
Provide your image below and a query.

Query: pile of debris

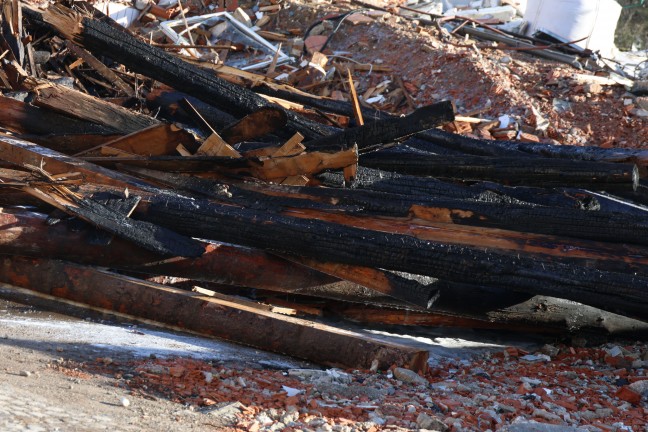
[1,0,648,374]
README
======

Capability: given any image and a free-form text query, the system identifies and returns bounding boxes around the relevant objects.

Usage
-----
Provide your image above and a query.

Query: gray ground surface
[0,283,544,431]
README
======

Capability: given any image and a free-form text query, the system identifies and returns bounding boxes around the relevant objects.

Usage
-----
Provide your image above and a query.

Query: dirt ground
[271,0,648,149]
[1,284,647,432]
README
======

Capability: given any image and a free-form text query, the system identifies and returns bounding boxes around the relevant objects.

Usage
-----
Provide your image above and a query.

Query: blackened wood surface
[359,152,639,189]
[0,208,339,291]
[304,102,455,152]
[137,194,648,321]
[79,18,333,140]
[27,189,204,257]
[420,128,648,164]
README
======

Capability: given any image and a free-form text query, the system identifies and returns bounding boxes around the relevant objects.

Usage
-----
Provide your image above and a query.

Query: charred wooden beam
[359,152,640,190]
[6,140,648,318]
[22,186,204,258]
[0,208,339,291]
[44,9,333,139]
[118,166,648,255]
[136,194,648,321]
[304,102,454,152]
[282,208,648,274]
[419,128,648,164]
[0,256,429,370]
[318,167,599,210]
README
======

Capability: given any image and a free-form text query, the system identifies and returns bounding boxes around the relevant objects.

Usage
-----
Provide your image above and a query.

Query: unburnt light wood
[24,77,158,134]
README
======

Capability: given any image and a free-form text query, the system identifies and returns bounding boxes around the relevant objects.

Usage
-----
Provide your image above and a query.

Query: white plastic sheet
[523,0,622,58]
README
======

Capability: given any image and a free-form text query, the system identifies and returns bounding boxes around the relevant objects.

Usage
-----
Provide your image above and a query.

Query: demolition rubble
[0,0,647,430]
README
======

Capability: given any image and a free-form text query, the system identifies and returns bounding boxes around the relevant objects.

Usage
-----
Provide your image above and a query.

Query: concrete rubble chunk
[416,412,448,431]
[393,367,428,386]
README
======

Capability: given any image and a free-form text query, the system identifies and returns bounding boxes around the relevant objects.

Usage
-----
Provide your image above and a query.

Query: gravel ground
[1,286,646,431]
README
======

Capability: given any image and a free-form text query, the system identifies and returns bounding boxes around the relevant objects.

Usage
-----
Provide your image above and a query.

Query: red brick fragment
[616,386,642,405]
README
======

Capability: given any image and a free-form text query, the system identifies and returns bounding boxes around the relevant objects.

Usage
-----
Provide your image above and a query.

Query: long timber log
[4,207,648,336]
[281,209,648,274]
[0,208,439,308]
[22,187,204,258]
[116,167,648,274]
[2,136,647,251]
[4,138,648,318]
[0,208,339,291]
[335,297,648,337]
[136,194,648,321]
[319,167,601,210]
[5,204,646,336]
[359,152,640,190]
[419,129,648,164]
[0,256,429,371]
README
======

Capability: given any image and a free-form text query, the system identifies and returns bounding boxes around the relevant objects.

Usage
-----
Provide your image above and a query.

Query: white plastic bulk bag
[523,0,621,58]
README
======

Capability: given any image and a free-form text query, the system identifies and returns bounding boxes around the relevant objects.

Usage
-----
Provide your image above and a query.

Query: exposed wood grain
[0,256,430,371]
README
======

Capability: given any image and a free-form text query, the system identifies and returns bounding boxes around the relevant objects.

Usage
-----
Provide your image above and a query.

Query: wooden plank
[272,133,305,157]
[0,135,152,190]
[176,144,192,156]
[64,40,135,96]
[221,106,287,145]
[24,77,159,134]
[196,132,241,158]
[0,255,430,371]
[280,175,309,186]
[74,124,197,157]
[100,146,139,157]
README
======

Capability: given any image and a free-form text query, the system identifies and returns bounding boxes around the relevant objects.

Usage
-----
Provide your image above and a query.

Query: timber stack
[0,0,647,371]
